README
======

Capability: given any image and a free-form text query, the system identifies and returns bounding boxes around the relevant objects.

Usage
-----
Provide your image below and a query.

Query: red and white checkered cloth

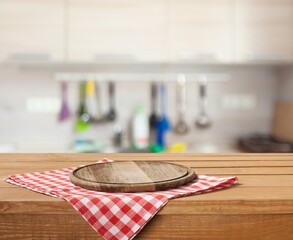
[4,159,238,240]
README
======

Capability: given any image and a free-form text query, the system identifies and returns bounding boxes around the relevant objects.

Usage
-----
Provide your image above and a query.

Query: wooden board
[70,161,197,192]
[2,214,293,240]
[273,101,293,142]
[1,153,293,240]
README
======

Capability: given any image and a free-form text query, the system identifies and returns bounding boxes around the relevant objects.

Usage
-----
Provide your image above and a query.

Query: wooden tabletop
[1,153,293,240]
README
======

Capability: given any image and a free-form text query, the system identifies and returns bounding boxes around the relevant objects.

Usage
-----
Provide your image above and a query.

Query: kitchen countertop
[1,153,293,239]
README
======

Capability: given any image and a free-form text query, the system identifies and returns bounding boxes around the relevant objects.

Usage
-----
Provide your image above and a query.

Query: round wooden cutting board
[70,161,197,193]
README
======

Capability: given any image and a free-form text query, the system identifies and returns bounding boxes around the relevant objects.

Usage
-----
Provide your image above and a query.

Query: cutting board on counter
[273,102,293,142]
[70,161,197,193]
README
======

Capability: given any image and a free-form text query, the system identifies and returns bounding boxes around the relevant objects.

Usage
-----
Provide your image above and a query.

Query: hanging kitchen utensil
[75,82,90,132]
[149,82,159,129]
[95,80,103,119]
[107,81,117,121]
[58,82,71,122]
[149,82,159,144]
[88,81,117,124]
[156,83,171,147]
[195,75,211,129]
[174,74,189,135]
[85,80,97,118]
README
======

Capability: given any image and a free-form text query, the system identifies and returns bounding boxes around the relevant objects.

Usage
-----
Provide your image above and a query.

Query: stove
[238,134,293,153]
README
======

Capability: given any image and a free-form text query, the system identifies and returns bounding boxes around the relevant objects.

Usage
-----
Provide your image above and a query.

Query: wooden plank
[2,167,293,176]
[194,167,293,175]
[2,163,293,177]
[0,201,72,215]
[174,161,293,167]
[1,187,293,213]
[1,214,293,240]
[138,214,293,240]
[161,199,293,215]
[0,181,17,188]
[1,197,293,215]
[2,160,293,170]
[1,153,293,239]
[0,214,98,240]
[175,186,293,201]
[3,175,293,188]
[0,188,61,202]
[1,153,293,162]
[236,175,293,186]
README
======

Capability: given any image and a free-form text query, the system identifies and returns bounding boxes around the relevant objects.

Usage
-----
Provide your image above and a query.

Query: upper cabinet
[68,0,168,62]
[236,0,293,62]
[168,0,235,62]
[1,0,293,64]
[0,0,65,62]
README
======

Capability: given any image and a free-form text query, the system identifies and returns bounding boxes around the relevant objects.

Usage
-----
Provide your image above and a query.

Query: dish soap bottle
[132,105,149,150]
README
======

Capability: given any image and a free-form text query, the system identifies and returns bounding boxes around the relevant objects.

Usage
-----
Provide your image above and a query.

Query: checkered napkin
[4,159,238,240]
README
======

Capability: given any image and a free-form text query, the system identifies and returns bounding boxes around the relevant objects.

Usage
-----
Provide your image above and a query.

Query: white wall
[0,64,279,151]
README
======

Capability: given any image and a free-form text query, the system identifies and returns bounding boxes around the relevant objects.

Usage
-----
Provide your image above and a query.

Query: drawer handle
[94,53,136,61]
[247,52,289,61]
[179,52,222,61]
[8,53,51,62]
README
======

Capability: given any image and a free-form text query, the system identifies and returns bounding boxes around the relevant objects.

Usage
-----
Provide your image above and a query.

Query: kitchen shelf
[1,59,293,68]
[54,72,230,82]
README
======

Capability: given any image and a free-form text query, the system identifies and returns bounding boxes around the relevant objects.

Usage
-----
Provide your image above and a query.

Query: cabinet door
[68,0,168,62]
[236,0,293,62]
[0,0,64,62]
[168,0,235,62]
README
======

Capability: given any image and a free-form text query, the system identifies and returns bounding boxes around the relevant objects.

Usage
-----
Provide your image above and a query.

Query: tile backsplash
[0,64,286,151]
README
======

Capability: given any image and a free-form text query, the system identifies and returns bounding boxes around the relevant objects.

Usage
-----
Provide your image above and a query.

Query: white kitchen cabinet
[236,0,293,62]
[0,0,65,62]
[167,0,235,62]
[68,0,168,62]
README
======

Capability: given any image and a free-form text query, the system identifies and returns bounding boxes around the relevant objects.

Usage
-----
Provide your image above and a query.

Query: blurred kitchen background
[1,0,293,153]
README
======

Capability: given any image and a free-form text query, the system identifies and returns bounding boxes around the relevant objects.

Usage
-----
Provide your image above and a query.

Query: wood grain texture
[68,0,168,62]
[0,0,64,61]
[236,0,293,61]
[1,153,293,239]
[168,0,235,62]
[70,161,196,192]
[1,214,293,240]
[2,153,293,161]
